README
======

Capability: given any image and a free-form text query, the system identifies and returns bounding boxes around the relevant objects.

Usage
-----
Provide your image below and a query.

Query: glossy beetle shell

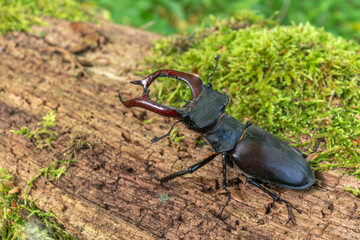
[229,125,315,189]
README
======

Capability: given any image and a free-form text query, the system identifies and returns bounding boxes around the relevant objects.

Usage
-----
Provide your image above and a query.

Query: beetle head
[119,69,206,118]
[182,83,229,133]
[119,56,227,133]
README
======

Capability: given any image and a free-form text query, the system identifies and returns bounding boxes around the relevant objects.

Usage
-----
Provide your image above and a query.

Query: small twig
[48,46,89,78]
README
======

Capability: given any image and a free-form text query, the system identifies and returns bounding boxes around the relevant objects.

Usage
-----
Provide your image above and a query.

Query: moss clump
[0,168,77,239]
[145,11,360,192]
[4,112,91,239]
[10,110,58,149]
[0,0,99,34]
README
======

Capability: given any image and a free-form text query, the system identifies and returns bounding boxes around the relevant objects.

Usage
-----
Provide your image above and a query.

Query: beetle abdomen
[230,126,315,189]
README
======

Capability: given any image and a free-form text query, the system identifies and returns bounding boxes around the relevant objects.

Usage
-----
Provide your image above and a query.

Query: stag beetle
[119,55,321,224]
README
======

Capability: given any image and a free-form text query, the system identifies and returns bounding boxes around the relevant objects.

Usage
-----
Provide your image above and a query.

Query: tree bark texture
[0,18,359,240]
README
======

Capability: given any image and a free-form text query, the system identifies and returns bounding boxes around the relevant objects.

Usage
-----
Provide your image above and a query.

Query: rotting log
[0,18,359,240]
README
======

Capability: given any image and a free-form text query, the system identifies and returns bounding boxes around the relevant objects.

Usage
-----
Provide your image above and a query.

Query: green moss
[143,117,156,124]
[1,168,77,239]
[170,126,186,143]
[10,110,58,149]
[144,11,360,191]
[0,0,99,34]
[4,112,91,239]
[345,186,360,197]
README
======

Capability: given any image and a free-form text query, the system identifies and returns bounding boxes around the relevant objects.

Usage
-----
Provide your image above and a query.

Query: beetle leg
[292,147,308,158]
[146,152,219,185]
[246,178,295,224]
[151,120,183,143]
[292,138,325,159]
[218,152,231,219]
[307,138,325,157]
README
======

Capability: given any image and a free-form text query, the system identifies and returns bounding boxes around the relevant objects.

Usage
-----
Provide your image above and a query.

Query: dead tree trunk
[0,18,359,240]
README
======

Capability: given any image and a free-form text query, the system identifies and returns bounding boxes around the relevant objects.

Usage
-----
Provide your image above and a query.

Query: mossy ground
[1,112,92,239]
[0,0,102,236]
[0,0,101,34]
[0,166,77,240]
[144,11,360,193]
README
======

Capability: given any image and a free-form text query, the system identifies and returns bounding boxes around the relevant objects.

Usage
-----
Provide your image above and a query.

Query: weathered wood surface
[0,18,359,240]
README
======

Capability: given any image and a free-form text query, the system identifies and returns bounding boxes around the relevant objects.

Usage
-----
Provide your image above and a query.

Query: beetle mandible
[119,55,321,224]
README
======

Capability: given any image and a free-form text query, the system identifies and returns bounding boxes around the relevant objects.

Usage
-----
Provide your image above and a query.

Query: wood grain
[0,18,359,240]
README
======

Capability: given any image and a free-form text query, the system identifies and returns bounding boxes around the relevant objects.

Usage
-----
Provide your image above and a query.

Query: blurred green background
[80,0,360,39]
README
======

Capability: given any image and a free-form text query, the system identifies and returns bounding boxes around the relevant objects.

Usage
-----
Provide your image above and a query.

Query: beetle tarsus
[294,138,326,159]
[218,152,231,219]
[162,152,218,183]
[146,153,219,186]
[246,178,295,224]
[218,189,231,220]
[308,138,325,156]
[146,164,162,182]
[151,120,183,143]
[281,200,295,225]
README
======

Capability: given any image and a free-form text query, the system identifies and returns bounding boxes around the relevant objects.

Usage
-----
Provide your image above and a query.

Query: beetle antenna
[151,120,183,143]
[206,54,221,84]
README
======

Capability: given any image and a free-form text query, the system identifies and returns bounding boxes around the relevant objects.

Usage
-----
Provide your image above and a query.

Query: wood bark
[0,18,359,240]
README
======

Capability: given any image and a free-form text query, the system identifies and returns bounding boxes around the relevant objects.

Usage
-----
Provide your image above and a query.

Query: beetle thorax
[182,84,229,133]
